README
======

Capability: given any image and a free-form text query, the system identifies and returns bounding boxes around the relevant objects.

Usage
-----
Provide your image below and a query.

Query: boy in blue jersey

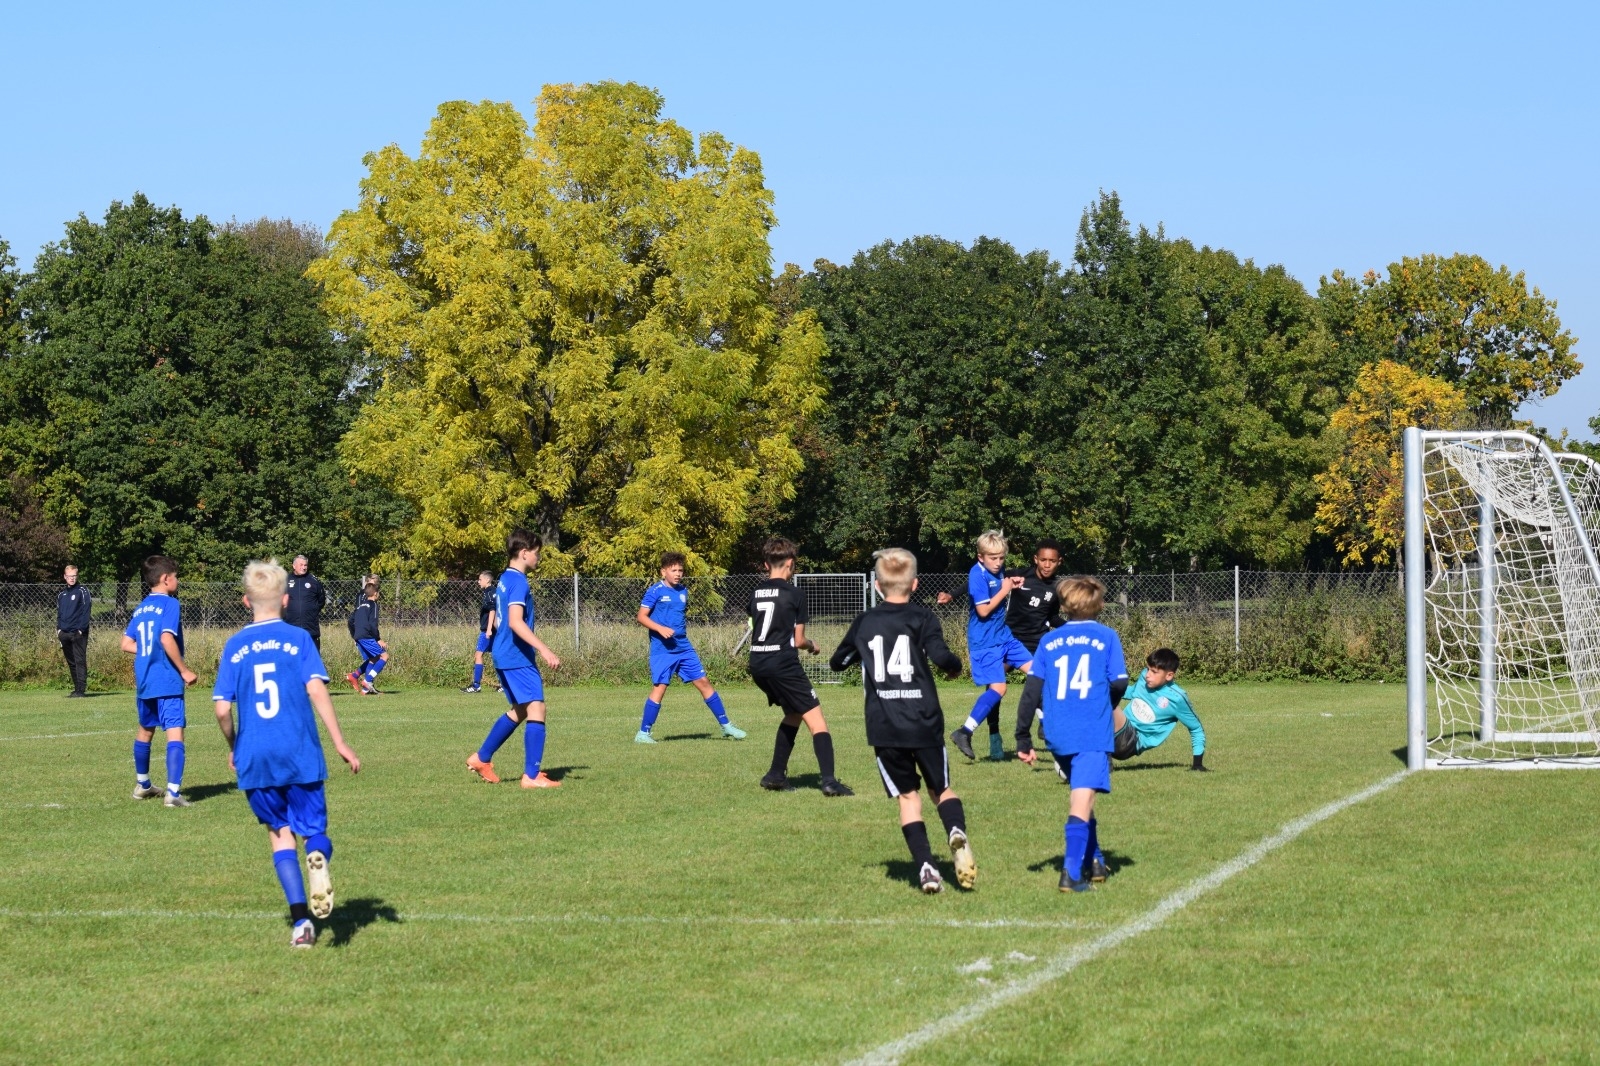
[345,580,387,695]
[119,555,198,807]
[1036,576,1129,893]
[212,559,362,948]
[463,571,499,693]
[1114,648,1208,770]
[467,529,564,789]
[949,529,1033,761]
[633,551,746,743]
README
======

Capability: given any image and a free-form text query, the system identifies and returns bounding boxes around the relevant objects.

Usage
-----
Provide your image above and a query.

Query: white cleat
[291,919,317,948]
[949,827,977,890]
[132,783,161,800]
[919,862,944,894]
[306,850,334,919]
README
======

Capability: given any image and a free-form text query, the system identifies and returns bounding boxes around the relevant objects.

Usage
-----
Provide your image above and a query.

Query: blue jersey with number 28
[1037,619,1129,755]
[213,619,330,790]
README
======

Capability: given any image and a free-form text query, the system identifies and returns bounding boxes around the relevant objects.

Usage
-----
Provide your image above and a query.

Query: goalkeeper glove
[1191,753,1208,772]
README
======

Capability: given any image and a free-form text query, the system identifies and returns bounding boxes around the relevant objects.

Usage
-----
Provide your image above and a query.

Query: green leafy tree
[312,83,824,577]
[3,195,394,579]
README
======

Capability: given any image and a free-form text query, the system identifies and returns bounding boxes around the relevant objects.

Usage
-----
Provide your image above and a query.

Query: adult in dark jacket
[56,564,92,697]
[284,555,328,649]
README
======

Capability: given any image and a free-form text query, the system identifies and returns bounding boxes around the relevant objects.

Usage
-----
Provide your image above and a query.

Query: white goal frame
[1404,427,1600,769]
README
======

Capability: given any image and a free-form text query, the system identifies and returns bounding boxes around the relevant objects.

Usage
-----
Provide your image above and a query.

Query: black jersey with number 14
[747,578,808,667]
[830,602,962,748]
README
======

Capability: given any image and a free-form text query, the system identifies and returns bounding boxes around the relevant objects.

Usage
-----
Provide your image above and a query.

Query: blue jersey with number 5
[124,593,185,699]
[213,619,330,790]
[1037,620,1128,755]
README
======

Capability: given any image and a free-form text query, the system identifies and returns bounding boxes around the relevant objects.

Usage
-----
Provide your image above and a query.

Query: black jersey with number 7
[830,602,962,748]
[747,578,808,665]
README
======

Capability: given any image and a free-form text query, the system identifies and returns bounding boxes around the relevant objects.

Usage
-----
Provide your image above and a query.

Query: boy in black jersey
[1006,539,1064,759]
[464,571,499,693]
[831,548,975,893]
[747,538,852,797]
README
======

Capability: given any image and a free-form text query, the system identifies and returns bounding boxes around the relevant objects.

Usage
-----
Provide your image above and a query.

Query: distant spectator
[284,555,328,650]
[56,564,92,697]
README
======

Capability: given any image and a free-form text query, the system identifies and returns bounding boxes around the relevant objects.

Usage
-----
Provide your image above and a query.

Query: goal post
[1404,427,1600,769]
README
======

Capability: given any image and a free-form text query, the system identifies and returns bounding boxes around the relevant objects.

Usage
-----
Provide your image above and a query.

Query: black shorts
[750,658,818,717]
[873,746,950,798]
[1112,721,1141,761]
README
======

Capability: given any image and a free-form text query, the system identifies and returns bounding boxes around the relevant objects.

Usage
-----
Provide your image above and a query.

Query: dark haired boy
[748,538,852,796]
[119,555,198,806]
[1115,648,1207,770]
[467,530,564,788]
[634,551,745,743]
[464,571,498,693]
[1008,539,1064,760]
[345,581,387,696]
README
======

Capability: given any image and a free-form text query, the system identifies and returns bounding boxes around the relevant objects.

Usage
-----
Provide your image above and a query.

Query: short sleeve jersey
[212,619,330,790]
[478,587,497,633]
[641,581,689,646]
[124,593,185,699]
[831,602,961,748]
[748,578,808,665]
[966,562,1014,651]
[1004,567,1061,650]
[491,567,538,670]
[1037,619,1129,755]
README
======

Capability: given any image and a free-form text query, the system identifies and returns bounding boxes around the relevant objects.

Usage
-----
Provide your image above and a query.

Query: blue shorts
[476,632,492,654]
[245,782,328,836]
[136,695,186,731]
[650,644,707,686]
[498,665,545,705]
[356,638,385,660]
[970,636,1032,686]
[1052,750,1112,793]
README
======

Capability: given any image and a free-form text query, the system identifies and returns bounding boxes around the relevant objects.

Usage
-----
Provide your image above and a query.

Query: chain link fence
[1,568,1405,688]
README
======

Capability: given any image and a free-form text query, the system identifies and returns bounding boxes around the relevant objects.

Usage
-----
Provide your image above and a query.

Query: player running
[949,530,1033,760]
[748,537,852,796]
[1007,539,1064,760]
[633,551,745,743]
[346,580,387,695]
[211,559,361,948]
[120,555,198,807]
[830,548,975,894]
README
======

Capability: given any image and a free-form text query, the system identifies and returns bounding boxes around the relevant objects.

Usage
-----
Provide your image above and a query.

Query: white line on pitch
[0,729,131,742]
[844,769,1410,1066]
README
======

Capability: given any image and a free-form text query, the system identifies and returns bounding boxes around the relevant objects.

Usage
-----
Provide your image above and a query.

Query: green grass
[1,680,1596,1064]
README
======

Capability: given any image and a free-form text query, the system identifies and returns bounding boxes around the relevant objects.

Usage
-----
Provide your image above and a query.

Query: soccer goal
[1404,428,1600,769]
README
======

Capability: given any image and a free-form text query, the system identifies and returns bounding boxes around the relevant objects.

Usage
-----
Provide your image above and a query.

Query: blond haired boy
[950,529,1033,760]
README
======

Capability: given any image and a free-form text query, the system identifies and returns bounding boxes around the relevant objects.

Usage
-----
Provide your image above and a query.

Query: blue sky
[4,1,1595,437]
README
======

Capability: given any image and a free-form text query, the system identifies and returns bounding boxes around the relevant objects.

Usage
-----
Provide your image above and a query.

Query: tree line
[0,81,1588,581]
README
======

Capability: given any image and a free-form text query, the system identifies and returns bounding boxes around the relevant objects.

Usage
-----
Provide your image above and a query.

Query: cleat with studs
[950,729,976,761]
[1059,866,1092,893]
[918,862,944,894]
[306,850,334,919]
[820,779,854,797]
[467,753,500,783]
[950,827,977,889]
[1089,856,1110,884]
[760,772,795,792]
[163,792,191,808]
[131,783,161,800]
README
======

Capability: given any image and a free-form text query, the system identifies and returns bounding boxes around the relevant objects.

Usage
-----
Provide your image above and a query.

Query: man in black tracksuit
[283,554,328,649]
[1005,539,1064,758]
[56,564,92,697]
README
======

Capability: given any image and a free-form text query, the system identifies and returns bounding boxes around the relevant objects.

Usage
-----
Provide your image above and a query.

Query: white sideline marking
[0,907,1107,932]
[844,770,1409,1066]
[0,729,129,742]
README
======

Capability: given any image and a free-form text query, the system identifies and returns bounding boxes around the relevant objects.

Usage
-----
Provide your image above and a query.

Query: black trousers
[58,629,88,694]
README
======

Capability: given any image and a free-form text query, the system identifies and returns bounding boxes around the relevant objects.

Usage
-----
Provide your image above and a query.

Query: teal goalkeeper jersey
[1122,671,1205,756]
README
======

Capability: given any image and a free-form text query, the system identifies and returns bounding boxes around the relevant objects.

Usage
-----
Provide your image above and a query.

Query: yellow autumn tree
[1314,360,1468,565]
[310,83,826,576]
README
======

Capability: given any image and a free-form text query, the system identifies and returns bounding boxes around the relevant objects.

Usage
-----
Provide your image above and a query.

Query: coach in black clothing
[56,564,91,697]
[284,555,328,649]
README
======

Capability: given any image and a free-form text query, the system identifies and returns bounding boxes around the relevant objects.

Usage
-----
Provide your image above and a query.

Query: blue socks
[305,834,333,861]
[1064,816,1089,882]
[963,689,1003,733]
[165,741,184,795]
[704,692,729,726]
[365,657,386,683]
[478,714,519,761]
[640,699,662,733]
[524,720,547,778]
[133,739,152,785]
[472,663,484,687]
[273,849,306,907]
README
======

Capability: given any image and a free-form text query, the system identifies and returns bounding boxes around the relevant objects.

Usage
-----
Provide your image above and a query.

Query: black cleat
[760,772,796,792]
[820,779,854,797]
[1059,866,1092,893]
[950,729,976,761]
[1088,856,1110,884]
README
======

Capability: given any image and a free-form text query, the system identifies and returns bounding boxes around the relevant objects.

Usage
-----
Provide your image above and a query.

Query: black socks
[901,821,935,866]
[290,902,310,923]
[812,730,836,782]
[936,797,967,839]
[770,722,799,777]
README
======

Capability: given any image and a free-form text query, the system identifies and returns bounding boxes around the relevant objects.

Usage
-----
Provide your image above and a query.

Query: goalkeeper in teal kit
[1113,647,1208,771]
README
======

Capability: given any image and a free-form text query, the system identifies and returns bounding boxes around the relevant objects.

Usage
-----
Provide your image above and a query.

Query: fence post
[394,575,401,622]
[1233,565,1241,654]
[572,572,580,651]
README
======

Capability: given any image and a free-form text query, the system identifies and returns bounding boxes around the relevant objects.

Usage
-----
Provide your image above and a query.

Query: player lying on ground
[748,537,852,796]
[1036,575,1128,892]
[830,548,975,894]
[1113,647,1207,770]
[468,529,564,789]
[950,529,1033,761]
[346,580,387,695]
[120,554,198,807]
[463,570,500,693]
[1006,539,1064,758]
[212,559,361,948]
[634,551,745,743]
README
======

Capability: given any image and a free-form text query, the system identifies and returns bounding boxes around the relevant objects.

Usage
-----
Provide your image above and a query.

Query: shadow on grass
[323,897,401,948]
[1112,761,1189,773]
[879,857,954,891]
[542,765,589,782]
[1026,848,1135,877]
[658,733,714,742]
[784,772,826,791]
[184,781,238,803]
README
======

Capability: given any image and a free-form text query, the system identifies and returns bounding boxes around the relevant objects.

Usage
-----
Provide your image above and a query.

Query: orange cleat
[520,772,562,789]
[467,753,500,783]
[346,672,363,695]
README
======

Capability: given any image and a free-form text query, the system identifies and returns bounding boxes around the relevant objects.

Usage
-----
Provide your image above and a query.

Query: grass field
[3,679,1598,1064]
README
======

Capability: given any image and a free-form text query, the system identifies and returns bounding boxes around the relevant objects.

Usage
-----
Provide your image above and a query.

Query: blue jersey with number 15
[1038,619,1129,755]
[213,619,330,790]
[124,593,185,699]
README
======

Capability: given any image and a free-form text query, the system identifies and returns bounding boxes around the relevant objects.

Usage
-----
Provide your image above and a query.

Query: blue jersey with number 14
[1037,619,1129,755]
[213,619,330,791]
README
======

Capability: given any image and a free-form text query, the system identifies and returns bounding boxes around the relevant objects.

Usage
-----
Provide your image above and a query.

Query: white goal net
[1405,429,1600,768]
